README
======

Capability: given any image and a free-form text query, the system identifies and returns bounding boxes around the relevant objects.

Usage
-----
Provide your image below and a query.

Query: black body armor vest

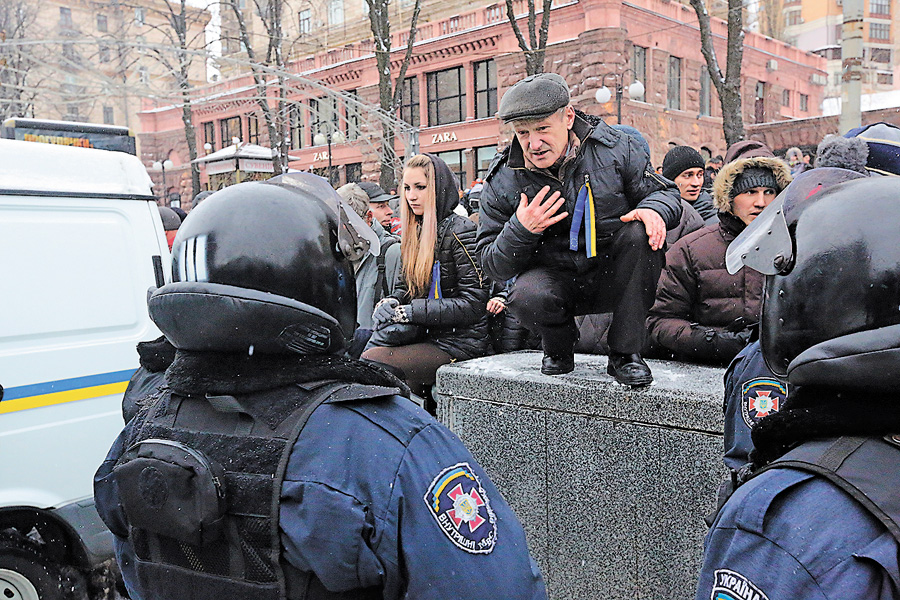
[112,380,395,600]
[754,435,900,544]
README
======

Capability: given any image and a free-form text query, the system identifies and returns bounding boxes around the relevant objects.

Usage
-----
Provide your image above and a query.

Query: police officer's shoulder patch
[711,569,770,600]
[740,377,787,428]
[423,462,497,554]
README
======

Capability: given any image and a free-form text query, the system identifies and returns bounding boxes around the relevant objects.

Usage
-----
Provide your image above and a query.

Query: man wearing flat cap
[476,73,682,384]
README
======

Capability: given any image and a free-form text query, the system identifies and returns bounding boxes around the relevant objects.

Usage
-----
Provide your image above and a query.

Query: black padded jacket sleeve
[476,178,542,283]
[622,136,683,229]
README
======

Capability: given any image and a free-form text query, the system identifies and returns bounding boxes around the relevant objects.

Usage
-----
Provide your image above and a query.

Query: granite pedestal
[434,351,726,600]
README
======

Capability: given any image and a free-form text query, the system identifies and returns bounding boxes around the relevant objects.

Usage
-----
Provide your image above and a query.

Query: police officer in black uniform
[696,173,900,599]
[94,175,547,600]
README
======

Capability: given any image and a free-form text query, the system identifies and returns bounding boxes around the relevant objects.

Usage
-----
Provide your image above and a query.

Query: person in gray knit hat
[662,145,719,225]
[476,72,682,384]
[647,142,791,365]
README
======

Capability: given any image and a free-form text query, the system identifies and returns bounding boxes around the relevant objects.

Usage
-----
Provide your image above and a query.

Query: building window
[871,0,890,15]
[97,14,108,32]
[870,23,890,41]
[99,44,110,64]
[399,76,420,127]
[298,9,311,35]
[203,122,216,151]
[345,162,362,183]
[247,113,260,145]
[781,89,791,107]
[435,149,465,189]
[220,116,242,145]
[427,66,466,126]
[877,72,893,85]
[799,93,808,112]
[62,43,78,64]
[59,7,73,27]
[632,45,647,90]
[475,146,497,181]
[329,0,344,25]
[103,106,114,125]
[870,48,892,63]
[346,89,360,141]
[138,66,149,85]
[474,60,497,119]
[66,104,80,120]
[289,104,304,149]
[667,56,681,111]
[310,98,339,144]
[699,68,711,116]
[135,7,145,26]
[785,10,802,26]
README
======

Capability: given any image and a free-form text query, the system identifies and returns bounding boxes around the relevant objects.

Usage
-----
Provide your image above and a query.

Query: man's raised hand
[516,186,568,234]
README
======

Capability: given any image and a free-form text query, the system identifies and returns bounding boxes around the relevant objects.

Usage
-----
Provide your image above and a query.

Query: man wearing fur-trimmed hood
[647,142,791,365]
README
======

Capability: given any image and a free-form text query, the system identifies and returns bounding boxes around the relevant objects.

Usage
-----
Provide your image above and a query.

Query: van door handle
[152,255,165,288]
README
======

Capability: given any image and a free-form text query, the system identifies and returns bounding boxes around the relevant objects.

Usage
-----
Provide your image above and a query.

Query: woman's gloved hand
[372,297,399,326]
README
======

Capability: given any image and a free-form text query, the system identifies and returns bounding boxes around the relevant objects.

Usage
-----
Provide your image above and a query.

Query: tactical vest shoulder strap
[756,435,900,544]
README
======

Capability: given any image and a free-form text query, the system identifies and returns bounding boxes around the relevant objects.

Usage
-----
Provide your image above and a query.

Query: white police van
[0,139,169,599]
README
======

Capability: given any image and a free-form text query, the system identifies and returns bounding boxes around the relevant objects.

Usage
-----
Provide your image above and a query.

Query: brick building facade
[139,0,827,206]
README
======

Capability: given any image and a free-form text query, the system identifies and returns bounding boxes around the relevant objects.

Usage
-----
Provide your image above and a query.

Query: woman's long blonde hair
[400,155,438,299]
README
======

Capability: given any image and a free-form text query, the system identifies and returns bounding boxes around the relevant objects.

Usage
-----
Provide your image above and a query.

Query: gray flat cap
[498,73,570,122]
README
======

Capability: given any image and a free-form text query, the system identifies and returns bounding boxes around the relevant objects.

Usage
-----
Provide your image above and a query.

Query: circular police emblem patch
[711,569,769,600]
[740,377,787,428]
[424,462,497,554]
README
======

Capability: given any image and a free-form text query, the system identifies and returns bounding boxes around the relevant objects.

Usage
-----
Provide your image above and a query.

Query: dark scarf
[750,385,900,469]
[165,350,410,398]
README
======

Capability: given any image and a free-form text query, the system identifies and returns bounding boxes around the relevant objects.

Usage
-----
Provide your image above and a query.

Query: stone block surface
[435,351,727,600]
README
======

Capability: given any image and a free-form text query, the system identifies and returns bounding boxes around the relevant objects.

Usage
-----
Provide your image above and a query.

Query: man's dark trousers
[507,221,664,357]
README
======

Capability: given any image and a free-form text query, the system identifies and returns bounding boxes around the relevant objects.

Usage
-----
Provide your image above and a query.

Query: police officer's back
[94,176,547,600]
[696,172,900,599]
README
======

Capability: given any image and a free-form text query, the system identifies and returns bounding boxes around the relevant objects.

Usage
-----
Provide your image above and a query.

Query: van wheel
[0,546,66,600]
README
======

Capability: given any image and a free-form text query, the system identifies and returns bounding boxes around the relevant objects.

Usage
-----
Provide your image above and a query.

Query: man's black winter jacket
[476,112,682,282]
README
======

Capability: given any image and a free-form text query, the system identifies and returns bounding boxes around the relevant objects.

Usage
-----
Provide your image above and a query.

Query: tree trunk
[689,0,745,148]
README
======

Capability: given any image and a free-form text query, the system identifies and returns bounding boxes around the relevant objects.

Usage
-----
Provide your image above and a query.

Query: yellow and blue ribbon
[427,261,443,299]
[569,175,598,258]
[0,369,136,415]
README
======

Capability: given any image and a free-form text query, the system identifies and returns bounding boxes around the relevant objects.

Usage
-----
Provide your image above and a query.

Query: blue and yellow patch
[424,462,497,554]
[0,369,135,415]
[711,569,769,600]
[740,377,787,428]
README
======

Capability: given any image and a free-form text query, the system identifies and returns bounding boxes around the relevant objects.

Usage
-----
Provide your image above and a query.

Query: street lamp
[594,70,645,125]
[313,127,347,186]
[151,159,174,204]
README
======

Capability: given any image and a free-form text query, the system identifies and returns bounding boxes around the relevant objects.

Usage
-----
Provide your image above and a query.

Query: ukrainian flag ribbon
[427,260,443,299]
[569,175,598,258]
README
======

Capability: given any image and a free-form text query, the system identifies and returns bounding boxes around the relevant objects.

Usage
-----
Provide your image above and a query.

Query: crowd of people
[104,69,900,600]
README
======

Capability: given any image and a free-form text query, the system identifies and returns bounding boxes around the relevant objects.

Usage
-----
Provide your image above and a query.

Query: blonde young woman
[362,154,489,401]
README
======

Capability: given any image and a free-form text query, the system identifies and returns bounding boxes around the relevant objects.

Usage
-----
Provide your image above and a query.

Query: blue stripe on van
[3,369,137,401]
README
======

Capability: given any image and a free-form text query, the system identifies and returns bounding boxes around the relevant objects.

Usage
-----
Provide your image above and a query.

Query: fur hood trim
[713,156,792,213]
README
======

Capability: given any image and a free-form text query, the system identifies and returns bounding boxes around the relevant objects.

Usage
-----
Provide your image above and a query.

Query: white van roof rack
[0,139,154,198]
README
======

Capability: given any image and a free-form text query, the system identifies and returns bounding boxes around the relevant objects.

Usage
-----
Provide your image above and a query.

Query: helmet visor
[726,193,792,275]
[726,167,867,275]
[269,172,380,261]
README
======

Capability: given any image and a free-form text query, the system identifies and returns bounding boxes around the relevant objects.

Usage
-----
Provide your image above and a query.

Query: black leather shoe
[541,353,575,375]
[607,352,653,387]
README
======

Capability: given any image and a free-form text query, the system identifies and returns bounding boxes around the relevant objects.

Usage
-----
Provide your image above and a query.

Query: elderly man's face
[370,201,393,228]
[512,107,575,169]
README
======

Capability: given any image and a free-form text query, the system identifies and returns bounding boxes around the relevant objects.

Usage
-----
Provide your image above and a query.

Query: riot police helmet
[727,169,900,390]
[148,174,378,355]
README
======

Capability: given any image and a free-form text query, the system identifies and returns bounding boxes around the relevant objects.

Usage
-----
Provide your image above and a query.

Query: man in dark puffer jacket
[647,142,791,365]
[477,73,681,384]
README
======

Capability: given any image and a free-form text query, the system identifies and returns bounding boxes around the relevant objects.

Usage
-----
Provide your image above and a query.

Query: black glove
[372,298,399,326]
